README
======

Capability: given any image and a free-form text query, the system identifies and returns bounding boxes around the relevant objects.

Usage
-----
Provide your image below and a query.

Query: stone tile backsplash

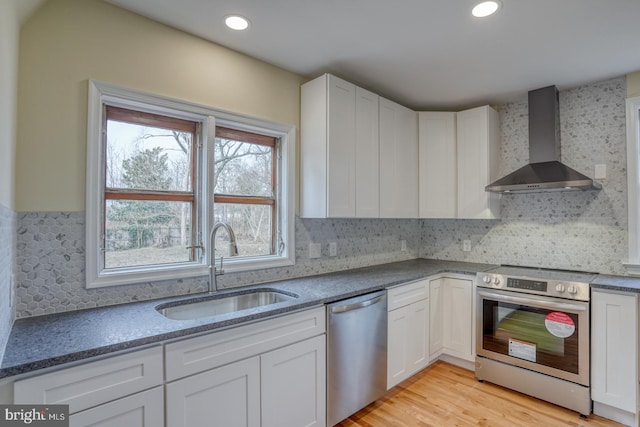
[15,214,419,317]
[11,76,631,318]
[0,203,16,359]
[420,77,628,275]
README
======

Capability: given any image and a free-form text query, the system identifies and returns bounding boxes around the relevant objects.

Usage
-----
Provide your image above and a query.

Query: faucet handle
[218,256,224,275]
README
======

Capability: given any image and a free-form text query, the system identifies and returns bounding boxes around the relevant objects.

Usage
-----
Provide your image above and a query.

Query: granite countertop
[591,274,640,292]
[0,258,496,379]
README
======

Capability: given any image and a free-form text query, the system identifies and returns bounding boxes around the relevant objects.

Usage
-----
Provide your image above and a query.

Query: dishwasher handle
[330,293,385,314]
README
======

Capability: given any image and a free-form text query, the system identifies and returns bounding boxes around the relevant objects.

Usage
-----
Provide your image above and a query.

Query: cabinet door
[327,75,357,217]
[387,303,411,387]
[456,105,500,219]
[418,112,457,218]
[261,335,326,427]
[69,387,163,427]
[388,299,429,389]
[429,278,443,360]
[166,357,260,427]
[379,97,418,218]
[355,87,380,217]
[591,290,638,413]
[442,278,473,360]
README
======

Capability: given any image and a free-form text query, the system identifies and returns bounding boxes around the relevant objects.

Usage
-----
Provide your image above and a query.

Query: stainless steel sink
[157,290,297,320]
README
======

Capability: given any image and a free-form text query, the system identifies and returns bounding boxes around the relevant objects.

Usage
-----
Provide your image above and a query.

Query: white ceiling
[104,0,640,110]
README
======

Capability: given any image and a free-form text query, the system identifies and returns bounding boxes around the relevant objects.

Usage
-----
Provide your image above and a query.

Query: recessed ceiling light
[472,1,501,18]
[225,15,250,31]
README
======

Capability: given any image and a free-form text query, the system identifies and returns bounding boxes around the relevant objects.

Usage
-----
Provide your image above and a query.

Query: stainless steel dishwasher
[327,290,387,426]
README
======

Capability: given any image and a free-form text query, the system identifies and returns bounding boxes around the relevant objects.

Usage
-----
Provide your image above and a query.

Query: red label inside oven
[545,312,575,338]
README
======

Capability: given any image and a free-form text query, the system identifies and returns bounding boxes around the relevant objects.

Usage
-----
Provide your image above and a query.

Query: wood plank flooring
[336,361,623,427]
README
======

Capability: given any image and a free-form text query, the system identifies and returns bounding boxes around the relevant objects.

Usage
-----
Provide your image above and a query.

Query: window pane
[214,138,273,197]
[105,200,193,268]
[213,203,273,257]
[106,120,193,192]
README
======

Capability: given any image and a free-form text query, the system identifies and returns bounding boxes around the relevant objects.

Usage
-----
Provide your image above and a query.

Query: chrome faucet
[208,222,239,294]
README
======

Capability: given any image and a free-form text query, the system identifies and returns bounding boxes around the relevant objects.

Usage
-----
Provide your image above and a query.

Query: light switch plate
[309,242,322,259]
[463,240,472,252]
[595,164,606,180]
[400,240,407,252]
[328,242,337,257]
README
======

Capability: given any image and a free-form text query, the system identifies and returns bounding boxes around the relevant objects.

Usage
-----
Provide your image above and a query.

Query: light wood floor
[336,361,624,427]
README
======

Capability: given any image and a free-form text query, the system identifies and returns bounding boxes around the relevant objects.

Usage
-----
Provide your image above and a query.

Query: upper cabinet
[301,74,380,218]
[418,106,500,219]
[418,112,457,218]
[379,98,419,218]
[456,106,500,219]
[301,73,497,220]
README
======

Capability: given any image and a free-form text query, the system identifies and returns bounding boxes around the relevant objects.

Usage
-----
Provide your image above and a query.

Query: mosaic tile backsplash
[12,76,630,318]
[15,214,419,317]
[0,203,16,358]
[420,77,628,274]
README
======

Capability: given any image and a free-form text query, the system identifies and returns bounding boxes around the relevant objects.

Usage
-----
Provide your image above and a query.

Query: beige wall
[628,71,640,98]
[17,0,305,212]
[0,0,19,209]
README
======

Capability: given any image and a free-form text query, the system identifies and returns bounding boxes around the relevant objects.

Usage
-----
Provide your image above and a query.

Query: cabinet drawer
[69,386,164,427]
[165,307,325,381]
[387,279,428,311]
[14,346,163,414]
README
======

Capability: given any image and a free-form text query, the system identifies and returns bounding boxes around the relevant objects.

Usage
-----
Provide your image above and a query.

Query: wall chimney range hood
[485,85,601,193]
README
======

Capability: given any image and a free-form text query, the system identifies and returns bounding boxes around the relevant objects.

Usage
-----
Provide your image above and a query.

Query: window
[86,81,296,288]
[625,95,640,274]
[214,127,279,257]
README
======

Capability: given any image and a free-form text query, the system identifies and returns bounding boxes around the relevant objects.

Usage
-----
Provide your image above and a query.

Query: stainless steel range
[475,266,596,416]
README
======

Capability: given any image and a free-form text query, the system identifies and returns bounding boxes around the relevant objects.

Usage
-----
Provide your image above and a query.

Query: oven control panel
[476,271,591,301]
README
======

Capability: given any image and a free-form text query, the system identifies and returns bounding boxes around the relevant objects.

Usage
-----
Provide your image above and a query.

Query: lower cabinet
[387,279,429,389]
[69,387,164,427]
[166,335,325,427]
[261,335,326,427]
[591,289,639,426]
[166,356,261,427]
[429,276,474,363]
[12,307,326,427]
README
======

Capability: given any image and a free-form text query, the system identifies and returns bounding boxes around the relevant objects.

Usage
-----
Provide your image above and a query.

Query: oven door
[476,288,589,386]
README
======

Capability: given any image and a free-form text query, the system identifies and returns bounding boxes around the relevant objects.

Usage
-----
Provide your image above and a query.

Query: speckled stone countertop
[0,258,495,379]
[591,274,640,293]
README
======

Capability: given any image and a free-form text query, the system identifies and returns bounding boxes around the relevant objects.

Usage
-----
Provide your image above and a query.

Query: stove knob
[492,277,501,285]
[483,275,492,284]
[567,285,578,294]
[555,284,566,293]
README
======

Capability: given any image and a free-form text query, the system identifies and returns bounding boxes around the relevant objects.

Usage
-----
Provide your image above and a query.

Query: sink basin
[157,290,297,320]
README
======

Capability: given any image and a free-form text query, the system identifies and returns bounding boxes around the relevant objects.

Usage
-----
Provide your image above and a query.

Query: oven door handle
[477,290,588,312]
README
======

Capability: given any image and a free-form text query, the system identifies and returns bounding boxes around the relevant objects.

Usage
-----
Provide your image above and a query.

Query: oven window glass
[481,299,579,374]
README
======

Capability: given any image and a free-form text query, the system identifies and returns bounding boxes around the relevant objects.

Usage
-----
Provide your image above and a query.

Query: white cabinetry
[379,97,418,218]
[14,346,164,427]
[261,335,326,427]
[418,112,457,218]
[166,357,261,427]
[429,276,475,365]
[387,279,429,388]
[165,307,326,427]
[456,105,500,219]
[591,289,639,426]
[301,74,379,218]
[418,106,500,219]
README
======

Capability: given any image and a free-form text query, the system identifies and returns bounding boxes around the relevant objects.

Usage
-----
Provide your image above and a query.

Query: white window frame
[86,80,296,288]
[625,95,640,275]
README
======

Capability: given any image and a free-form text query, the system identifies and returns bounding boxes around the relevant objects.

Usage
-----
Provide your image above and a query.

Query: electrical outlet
[400,240,407,252]
[328,242,337,257]
[309,242,322,259]
[463,240,472,252]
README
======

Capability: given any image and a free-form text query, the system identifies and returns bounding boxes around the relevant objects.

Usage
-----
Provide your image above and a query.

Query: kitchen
[1,0,640,426]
